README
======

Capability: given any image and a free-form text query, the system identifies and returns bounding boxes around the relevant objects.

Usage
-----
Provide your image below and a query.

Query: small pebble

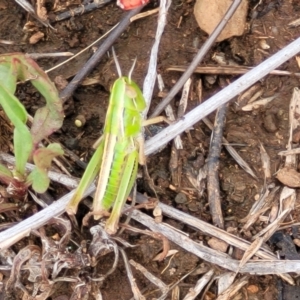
[187,202,199,212]
[293,238,300,247]
[29,31,44,44]
[207,237,228,253]
[75,115,86,127]
[247,285,259,294]
[292,127,300,143]
[263,114,278,133]
[276,167,300,187]
[175,193,187,204]
[153,206,162,223]
[259,39,270,50]
[204,75,217,88]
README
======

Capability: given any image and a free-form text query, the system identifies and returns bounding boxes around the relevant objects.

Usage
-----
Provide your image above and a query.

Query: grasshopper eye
[125,84,137,98]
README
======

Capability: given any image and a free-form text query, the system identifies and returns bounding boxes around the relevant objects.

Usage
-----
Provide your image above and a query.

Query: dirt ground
[0,0,300,299]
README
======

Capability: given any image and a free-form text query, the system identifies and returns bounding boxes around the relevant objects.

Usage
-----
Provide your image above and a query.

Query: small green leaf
[27,168,50,194]
[0,53,64,194]
[33,143,64,169]
[0,53,64,150]
[0,86,32,175]
[27,143,64,193]
[0,63,17,94]
[0,164,14,185]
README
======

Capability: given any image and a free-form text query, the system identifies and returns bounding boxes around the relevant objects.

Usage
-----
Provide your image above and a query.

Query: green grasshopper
[67,49,160,234]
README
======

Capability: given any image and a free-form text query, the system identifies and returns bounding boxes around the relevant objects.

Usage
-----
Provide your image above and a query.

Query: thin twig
[202,118,257,179]
[216,275,249,300]
[207,104,227,229]
[119,247,146,300]
[169,78,190,187]
[0,153,287,264]
[59,6,143,103]
[127,207,297,276]
[167,65,300,77]
[150,0,242,117]
[145,36,300,156]
[130,260,168,293]
[183,270,214,300]
[0,154,279,259]
[46,24,118,74]
[53,0,111,22]
[14,0,53,28]
[0,187,296,280]
[142,0,171,116]
[27,52,74,59]
[130,7,159,22]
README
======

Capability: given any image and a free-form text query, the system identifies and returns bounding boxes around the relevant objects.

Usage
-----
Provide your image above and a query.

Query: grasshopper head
[124,78,146,112]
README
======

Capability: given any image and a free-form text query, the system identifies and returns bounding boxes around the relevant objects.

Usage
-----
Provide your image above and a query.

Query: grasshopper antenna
[112,47,122,77]
[128,57,137,83]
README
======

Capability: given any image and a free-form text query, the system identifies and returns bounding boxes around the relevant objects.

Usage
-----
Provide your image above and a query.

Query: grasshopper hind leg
[105,150,139,234]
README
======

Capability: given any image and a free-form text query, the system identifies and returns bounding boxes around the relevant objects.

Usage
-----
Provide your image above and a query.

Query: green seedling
[0,53,64,195]
[66,49,166,234]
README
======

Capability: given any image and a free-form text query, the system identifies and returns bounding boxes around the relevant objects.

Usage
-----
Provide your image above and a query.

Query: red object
[117,0,149,10]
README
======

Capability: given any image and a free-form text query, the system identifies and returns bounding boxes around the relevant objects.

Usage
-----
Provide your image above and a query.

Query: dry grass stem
[182,269,214,300]
[167,65,300,77]
[145,37,300,155]
[202,117,257,179]
[130,260,168,293]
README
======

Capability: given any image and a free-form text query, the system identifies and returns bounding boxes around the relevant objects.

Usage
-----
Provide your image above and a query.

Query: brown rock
[194,0,248,42]
[264,113,278,133]
[207,237,228,253]
[232,247,244,260]
[276,167,300,187]
[292,127,300,143]
[247,285,259,294]
[29,31,44,44]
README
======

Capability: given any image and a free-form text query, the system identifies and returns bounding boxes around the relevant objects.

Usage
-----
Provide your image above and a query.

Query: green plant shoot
[66,50,148,234]
[0,53,64,195]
